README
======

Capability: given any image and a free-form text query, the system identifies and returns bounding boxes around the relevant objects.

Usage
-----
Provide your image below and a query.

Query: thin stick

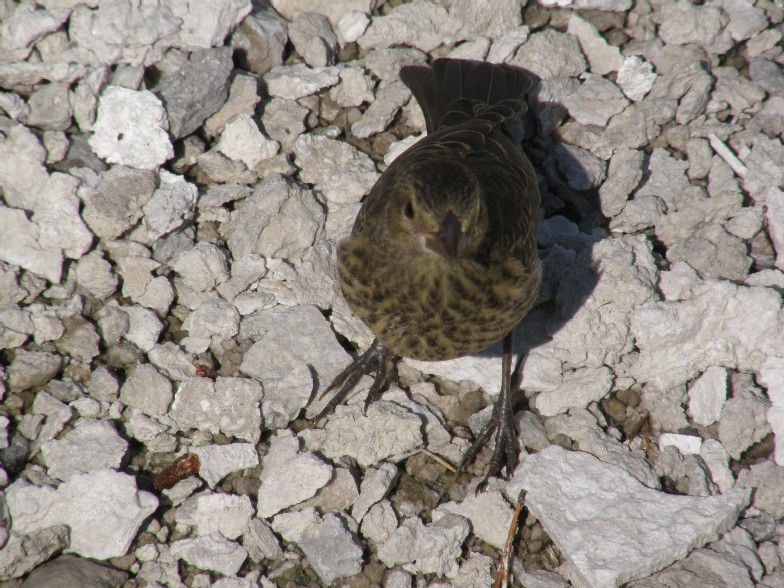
[494,490,526,588]
[708,133,747,178]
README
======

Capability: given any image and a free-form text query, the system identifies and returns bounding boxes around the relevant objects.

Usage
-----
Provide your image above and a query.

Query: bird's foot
[457,398,520,493]
[313,339,393,422]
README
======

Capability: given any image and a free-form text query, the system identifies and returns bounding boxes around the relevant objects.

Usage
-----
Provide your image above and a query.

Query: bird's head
[388,160,486,265]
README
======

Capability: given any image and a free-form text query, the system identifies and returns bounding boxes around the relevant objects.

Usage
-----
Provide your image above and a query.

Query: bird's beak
[425,211,462,264]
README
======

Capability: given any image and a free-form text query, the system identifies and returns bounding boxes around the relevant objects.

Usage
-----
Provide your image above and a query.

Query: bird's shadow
[476,68,604,364]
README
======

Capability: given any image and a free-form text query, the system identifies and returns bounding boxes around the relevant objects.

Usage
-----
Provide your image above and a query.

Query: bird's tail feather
[400,59,532,133]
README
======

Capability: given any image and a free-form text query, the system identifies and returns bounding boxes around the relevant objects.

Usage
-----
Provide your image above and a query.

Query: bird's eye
[404,199,414,218]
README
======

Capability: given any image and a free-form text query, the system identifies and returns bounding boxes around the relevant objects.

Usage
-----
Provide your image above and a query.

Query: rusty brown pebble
[195,365,217,379]
[153,452,200,491]
[314,58,541,487]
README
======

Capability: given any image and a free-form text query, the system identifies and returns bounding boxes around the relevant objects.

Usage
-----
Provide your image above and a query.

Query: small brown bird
[316,58,542,483]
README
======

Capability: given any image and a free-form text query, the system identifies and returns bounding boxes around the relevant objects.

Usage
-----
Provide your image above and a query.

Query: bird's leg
[314,338,392,423]
[456,331,526,491]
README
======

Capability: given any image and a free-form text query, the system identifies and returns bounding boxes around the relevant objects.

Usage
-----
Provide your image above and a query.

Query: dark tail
[400,59,533,133]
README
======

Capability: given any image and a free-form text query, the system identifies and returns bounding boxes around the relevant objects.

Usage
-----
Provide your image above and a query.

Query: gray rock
[120,363,172,416]
[563,75,628,127]
[629,548,753,588]
[352,79,410,139]
[0,525,69,582]
[231,1,287,76]
[599,148,644,218]
[0,207,64,284]
[81,166,156,240]
[512,446,751,588]
[215,113,280,171]
[181,298,240,354]
[750,58,784,98]
[74,251,118,299]
[128,170,199,244]
[449,0,520,38]
[8,350,62,392]
[567,13,622,75]
[298,513,363,584]
[552,143,607,191]
[243,518,283,563]
[510,29,586,79]
[188,443,259,489]
[360,500,397,544]
[438,490,513,550]
[27,82,72,131]
[0,4,70,61]
[20,554,128,588]
[289,12,338,68]
[122,304,164,352]
[89,86,173,170]
[352,462,398,522]
[154,47,234,139]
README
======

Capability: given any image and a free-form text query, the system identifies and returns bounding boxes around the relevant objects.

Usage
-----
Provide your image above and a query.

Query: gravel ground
[1,0,784,587]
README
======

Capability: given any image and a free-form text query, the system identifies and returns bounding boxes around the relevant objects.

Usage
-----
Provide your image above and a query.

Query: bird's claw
[314,339,392,423]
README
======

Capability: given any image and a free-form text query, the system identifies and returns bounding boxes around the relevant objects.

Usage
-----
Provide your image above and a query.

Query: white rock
[239,304,351,429]
[122,305,164,352]
[759,356,784,466]
[124,409,176,453]
[169,377,263,444]
[659,433,703,456]
[630,281,784,391]
[299,401,424,467]
[0,207,63,284]
[377,514,470,578]
[6,470,158,560]
[360,499,397,544]
[170,533,247,577]
[0,123,48,210]
[89,86,173,170]
[767,187,784,271]
[687,366,728,426]
[699,440,735,494]
[216,113,279,169]
[351,80,410,139]
[74,251,118,299]
[0,4,70,60]
[336,11,369,45]
[351,462,399,522]
[190,443,259,489]
[510,446,751,588]
[358,1,462,53]
[533,366,613,417]
[0,525,70,582]
[181,298,240,354]
[289,12,338,68]
[719,381,772,460]
[120,363,173,417]
[437,490,513,550]
[616,56,657,102]
[293,133,379,205]
[264,64,339,100]
[256,434,333,518]
[222,174,325,261]
[128,170,198,244]
[40,421,128,481]
[563,75,628,127]
[175,493,254,539]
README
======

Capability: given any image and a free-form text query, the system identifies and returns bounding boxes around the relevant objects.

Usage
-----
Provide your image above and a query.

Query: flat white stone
[510,446,751,588]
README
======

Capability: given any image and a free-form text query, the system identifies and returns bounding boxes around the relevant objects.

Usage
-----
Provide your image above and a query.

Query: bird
[314,58,542,485]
